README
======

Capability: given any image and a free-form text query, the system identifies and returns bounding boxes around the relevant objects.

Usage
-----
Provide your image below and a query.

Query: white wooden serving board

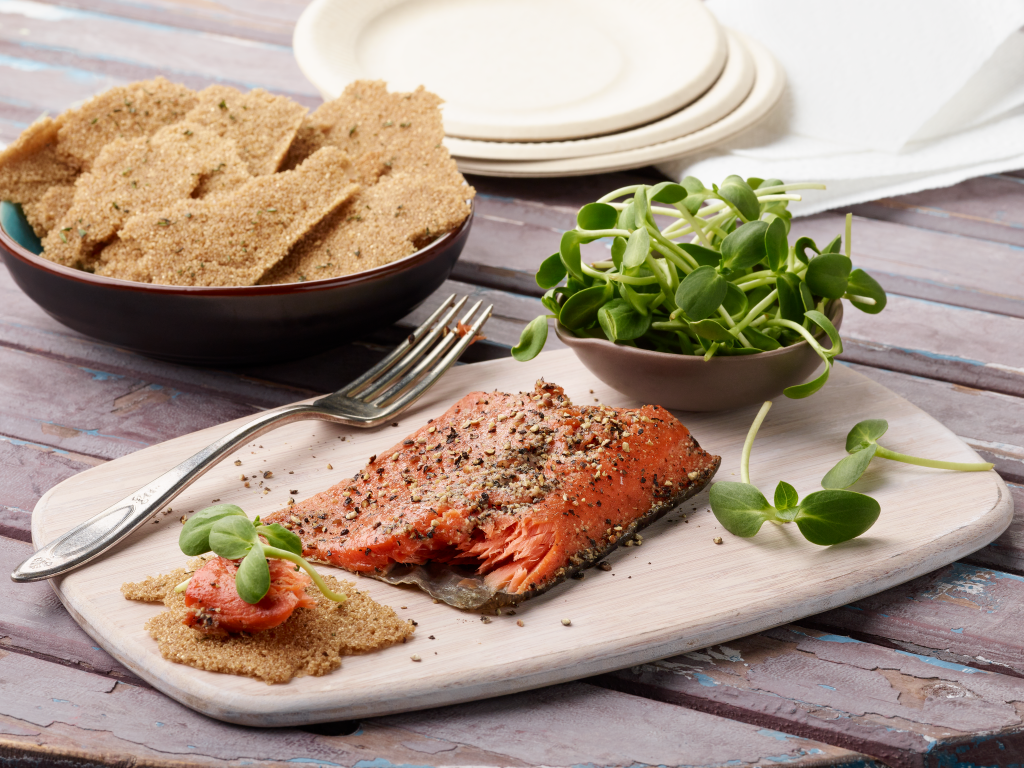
[31,351,1012,727]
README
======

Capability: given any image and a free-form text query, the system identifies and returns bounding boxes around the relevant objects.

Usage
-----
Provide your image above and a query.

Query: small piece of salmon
[265,380,720,609]
[184,556,315,634]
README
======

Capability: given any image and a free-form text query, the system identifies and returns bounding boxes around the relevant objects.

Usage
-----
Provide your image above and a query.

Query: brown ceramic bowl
[556,301,843,412]
[0,201,472,365]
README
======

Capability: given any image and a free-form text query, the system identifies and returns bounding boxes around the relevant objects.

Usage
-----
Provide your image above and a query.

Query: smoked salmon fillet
[264,380,720,609]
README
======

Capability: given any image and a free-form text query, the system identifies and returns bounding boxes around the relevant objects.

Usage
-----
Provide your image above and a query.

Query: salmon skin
[264,380,720,610]
[184,556,315,634]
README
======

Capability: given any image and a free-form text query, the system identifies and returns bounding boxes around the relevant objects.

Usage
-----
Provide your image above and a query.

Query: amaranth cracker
[100,147,359,286]
[292,80,457,178]
[42,122,251,268]
[0,117,79,217]
[57,77,198,171]
[24,183,76,238]
[185,85,307,176]
[263,168,472,284]
[123,566,414,685]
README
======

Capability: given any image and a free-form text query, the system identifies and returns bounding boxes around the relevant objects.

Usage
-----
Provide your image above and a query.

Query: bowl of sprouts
[511,175,887,411]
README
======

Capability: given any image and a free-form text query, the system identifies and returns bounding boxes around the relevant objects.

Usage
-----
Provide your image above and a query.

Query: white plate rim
[453,32,785,178]
[444,30,755,161]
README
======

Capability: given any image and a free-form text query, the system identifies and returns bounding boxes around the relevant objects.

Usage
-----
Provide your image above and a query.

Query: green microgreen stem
[580,262,611,282]
[174,577,191,592]
[717,306,752,347]
[576,228,631,239]
[733,271,777,286]
[765,319,831,358]
[261,546,347,603]
[597,185,642,203]
[844,293,876,305]
[647,223,700,272]
[673,203,713,247]
[734,289,779,334]
[741,401,773,484]
[754,182,828,196]
[644,251,676,298]
[703,342,721,361]
[874,446,994,471]
[738,277,779,292]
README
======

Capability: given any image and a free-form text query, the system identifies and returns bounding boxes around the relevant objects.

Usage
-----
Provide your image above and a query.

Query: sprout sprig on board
[513,176,887,399]
[821,419,994,490]
[709,402,882,545]
[175,504,345,604]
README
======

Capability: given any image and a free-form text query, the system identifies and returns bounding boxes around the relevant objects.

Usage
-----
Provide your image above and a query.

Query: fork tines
[339,294,493,409]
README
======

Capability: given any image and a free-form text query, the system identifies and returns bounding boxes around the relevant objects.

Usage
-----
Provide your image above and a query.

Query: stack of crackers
[0,78,474,287]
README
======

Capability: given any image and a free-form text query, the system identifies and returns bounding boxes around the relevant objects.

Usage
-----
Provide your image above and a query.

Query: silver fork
[12,295,492,583]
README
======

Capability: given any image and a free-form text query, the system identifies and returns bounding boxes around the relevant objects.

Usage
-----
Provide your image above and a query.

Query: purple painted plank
[0,536,137,679]
[964,483,1024,574]
[0,437,101,541]
[806,560,1024,680]
[0,635,871,767]
[597,623,1024,768]
[50,0,304,47]
[795,212,1024,320]
[0,345,259,460]
[0,5,317,99]
[0,265,320,409]
[849,364,1024,483]
[849,173,1024,249]
[839,293,1024,398]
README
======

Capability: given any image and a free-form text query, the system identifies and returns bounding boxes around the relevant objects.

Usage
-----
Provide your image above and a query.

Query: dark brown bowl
[555,300,844,412]
[0,201,472,365]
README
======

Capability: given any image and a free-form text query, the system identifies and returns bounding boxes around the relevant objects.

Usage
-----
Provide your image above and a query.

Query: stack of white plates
[294,0,786,178]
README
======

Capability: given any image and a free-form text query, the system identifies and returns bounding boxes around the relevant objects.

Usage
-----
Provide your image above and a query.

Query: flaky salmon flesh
[264,380,720,609]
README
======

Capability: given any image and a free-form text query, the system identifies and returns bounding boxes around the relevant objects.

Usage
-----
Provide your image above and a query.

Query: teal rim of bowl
[0,202,43,254]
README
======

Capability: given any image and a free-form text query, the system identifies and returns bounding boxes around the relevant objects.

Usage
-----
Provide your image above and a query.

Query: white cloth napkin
[659,0,1024,215]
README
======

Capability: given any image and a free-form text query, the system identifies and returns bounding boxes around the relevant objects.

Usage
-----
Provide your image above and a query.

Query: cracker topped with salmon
[264,380,720,610]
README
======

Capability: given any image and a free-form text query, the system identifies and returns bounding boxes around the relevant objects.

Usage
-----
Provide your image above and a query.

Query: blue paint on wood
[819,684,837,690]
[757,729,802,742]
[0,434,73,456]
[952,627,964,633]
[0,52,111,86]
[33,418,148,446]
[812,633,862,644]
[894,649,985,674]
[694,672,719,687]
[353,760,435,768]
[79,367,124,382]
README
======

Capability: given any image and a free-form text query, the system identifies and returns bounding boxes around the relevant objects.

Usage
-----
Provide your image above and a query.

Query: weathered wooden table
[2,3,1024,767]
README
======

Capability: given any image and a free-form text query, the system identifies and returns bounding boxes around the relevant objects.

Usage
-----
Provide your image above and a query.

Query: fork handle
[11,403,340,583]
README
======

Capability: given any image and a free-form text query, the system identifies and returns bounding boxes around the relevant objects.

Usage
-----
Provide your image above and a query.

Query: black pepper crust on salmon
[264,380,721,610]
